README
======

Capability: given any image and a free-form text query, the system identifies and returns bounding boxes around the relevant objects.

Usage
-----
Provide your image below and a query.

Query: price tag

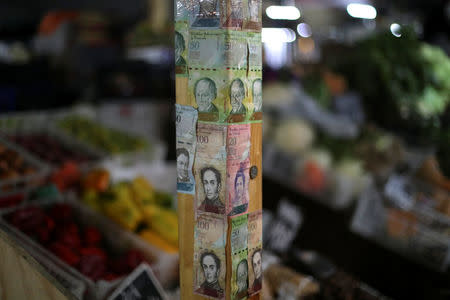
[108,263,168,300]
[384,174,414,210]
[265,199,303,253]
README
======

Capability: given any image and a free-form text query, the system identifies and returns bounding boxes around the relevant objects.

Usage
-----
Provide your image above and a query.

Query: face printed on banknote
[248,210,262,296]
[194,212,227,299]
[189,70,228,122]
[194,123,227,215]
[175,22,189,76]
[244,0,261,30]
[231,214,249,299]
[191,0,221,28]
[176,105,198,194]
[226,70,251,122]
[227,124,250,216]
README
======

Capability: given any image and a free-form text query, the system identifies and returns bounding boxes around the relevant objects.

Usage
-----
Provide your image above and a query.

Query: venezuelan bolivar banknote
[227,124,251,216]
[194,122,227,215]
[194,212,227,299]
[244,0,262,31]
[226,69,252,123]
[175,21,189,76]
[189,69,227,122]
[231,214,249,300]
[188,30,247,70]
[176,104,198,194]
[247,210,262,296]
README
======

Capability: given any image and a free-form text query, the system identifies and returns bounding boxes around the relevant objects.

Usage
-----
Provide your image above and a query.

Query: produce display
[0,142,37,182]
[8,134,98,166]
[57,116,149,155]
[81,169,178,252]
[5,203,150,281]
[339,28,450,142]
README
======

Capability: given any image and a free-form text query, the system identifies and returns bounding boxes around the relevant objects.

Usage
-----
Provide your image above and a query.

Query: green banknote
[244,0,262,31]
[188,30,247,70]
[175,21,189,77]
[226,69,252,123]
[248,69,262,121]
[247,210,262,296]
[194,212,227,299]
[231,214,249,300]
[248,32,262,70]
[189,69,228,122]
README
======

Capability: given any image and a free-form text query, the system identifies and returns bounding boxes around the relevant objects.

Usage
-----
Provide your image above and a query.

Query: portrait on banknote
[194,212,227,299]
[197,251,224,298]
[176,105,197,194]
[190,70,228,122]
[175,31,187,68]
[229,78,247,115]
[195,123,227,214]
[231,214,249,299]
[195,78,219,113]
[244,0,261,30]
[227,124,250,216]
[223,0,244,29]
[252,79,262,113]
[248,210,262,295]
[198,166,226,214]
[249,248,262,294]
[192,0,221,28]
[176,148,190,183]
[235,259,248,299]
[175,22,189,76]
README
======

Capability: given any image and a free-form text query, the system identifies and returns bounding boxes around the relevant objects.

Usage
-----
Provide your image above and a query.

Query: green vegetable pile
[58,116,149,155]
[339,27,450,142]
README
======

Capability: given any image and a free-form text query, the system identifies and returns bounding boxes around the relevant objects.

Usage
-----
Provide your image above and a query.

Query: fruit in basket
[58,116,149,155]
[9,134,96,166]
[83,227,102,246]
[131,176,155,205]
[8,206,47,235]
[51,162,81,191]
[139,230,178,253]
[49,242,81,267]
[7,202,150,281]
[101,182,144,231]
[82,169,110,193]
[145,207,179,246]
[79,247,107,280]
[0,144,37,184]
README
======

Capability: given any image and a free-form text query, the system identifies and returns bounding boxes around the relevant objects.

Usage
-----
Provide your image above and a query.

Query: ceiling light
[266,6,301,20]
[347,3,377,19]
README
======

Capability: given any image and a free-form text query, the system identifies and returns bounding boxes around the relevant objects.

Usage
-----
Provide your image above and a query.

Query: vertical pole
[176,1,262,299]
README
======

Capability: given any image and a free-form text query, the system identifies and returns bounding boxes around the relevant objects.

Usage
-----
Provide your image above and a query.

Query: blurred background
[0,0,449,299]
